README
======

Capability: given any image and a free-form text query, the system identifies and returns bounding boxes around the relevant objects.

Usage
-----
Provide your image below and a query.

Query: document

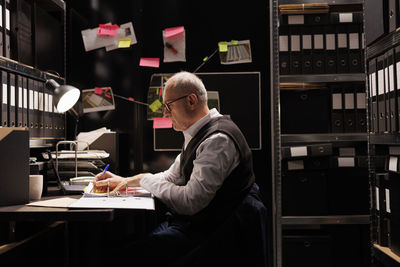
[68,197,155,210]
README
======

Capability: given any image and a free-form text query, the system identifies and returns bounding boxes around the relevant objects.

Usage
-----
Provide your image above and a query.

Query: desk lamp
[45,79,81,112]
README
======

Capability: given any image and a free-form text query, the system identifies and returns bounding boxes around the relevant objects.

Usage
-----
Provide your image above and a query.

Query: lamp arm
[113,93,149,106]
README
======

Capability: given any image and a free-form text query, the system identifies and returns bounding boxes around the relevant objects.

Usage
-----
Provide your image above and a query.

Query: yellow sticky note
[118,38,131,48]
[231,40,238,45]
[149,99,162,112]
[164,76,169,82]
[203,56,208,62]
[218,41,228,52]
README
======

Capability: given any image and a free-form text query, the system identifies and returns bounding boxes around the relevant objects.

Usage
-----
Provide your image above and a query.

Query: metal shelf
[366,28,400,60]
[369,133,400,145]
[0,57,64,82]
[278,0,362,5]
[279,73,366,83]
[373,244,400,266]
[36,0,65,11]
[281,133,367,144]
[281,215,370,225]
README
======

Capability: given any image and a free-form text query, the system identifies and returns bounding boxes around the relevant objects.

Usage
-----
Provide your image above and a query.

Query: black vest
[176,115,255,229]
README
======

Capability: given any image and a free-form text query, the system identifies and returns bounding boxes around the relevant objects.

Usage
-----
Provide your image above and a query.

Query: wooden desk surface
[0,195,115,222]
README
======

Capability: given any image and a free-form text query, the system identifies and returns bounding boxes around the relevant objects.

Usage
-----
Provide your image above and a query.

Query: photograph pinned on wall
[106,22,137,51]
[82,87,115,113]
[218,40,252,65]
[162,26,186,62]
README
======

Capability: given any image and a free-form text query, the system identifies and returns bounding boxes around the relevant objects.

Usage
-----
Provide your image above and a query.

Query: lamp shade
[46,79,80,113]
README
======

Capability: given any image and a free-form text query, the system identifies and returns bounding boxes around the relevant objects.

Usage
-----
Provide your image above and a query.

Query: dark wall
[67,0,271,251]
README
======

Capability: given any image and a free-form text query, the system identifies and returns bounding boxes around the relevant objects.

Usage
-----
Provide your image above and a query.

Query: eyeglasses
[163,94,190,112]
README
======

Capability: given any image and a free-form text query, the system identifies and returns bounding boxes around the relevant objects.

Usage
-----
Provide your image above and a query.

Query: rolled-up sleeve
[140,133,239,215]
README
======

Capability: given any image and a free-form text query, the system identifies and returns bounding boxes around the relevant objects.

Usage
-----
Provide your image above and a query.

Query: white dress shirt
[140,108,240,215]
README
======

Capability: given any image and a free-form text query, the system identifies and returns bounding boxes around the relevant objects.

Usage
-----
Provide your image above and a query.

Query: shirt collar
[183,108,221,149]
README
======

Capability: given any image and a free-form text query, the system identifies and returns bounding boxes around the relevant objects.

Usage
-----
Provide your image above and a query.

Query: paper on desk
[27,197,78,208]
[76,127,112,150]
[68,196,155,210]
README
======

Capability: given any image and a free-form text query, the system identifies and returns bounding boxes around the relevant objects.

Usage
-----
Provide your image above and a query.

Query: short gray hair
[164,71,207,104]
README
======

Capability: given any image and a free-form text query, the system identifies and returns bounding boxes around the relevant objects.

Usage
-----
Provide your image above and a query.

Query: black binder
[22,76,27,127]
[369,58,378,133]
[16,74,22,127]
[301,26,313,74]
[387,48,397,132]
[8,72,15,127]
[355,86,367,132]
[324,27,337,74]
[37,80,44,137]
[377,55,387,133]
[330,11,363,24]
[331,84,344,132]
[3,0,10,58]
[336,24,349,73]
[376,173,391,247]
[0,70,6,126]
[43,81,50,137]
[279,26,290,75]
[290,26,302,74]
[0,0,3,57]
[365,0,387,45]
[389,0,397,32]
[348,24,362,73]
[30,78,38,138]
[343,85,356,132]
[396,46,400,132]
[312,26,325,74]
[10,0,32,65]
[384,51,392,132]
[305,13,329,25]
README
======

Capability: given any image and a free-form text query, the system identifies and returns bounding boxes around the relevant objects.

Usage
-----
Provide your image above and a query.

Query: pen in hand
[102,164,110,177]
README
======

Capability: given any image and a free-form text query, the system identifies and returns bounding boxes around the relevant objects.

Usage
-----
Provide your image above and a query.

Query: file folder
[16,75,22,127]
[0,70,7,127]
[301,26,313,74]
[331,84,344,132]
[4,0,10,58]
[355,86,367,132]
[377,55,387,133]
[289,26,302,74]
[279,26,290,75]
[312,26,325,74]
[343,86,356,132]
[8,72,15,127]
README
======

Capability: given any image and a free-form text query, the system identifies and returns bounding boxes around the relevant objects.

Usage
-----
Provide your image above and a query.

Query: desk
[0,195,156,267]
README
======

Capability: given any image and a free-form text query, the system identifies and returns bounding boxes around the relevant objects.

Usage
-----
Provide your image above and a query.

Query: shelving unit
[272,1,370,266]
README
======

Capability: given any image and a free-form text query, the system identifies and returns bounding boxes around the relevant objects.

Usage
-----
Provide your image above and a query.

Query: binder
[4,0,10,58]
[348,24,362,73]
[22,76,27,127]
[8,72,15,127]
[279,26,290,75]
[16,75,22,127]
[0,70,7,127]
[336,23,349,73]
[281,143,332,159]
[312,26,325,74]
[289,26,302,74]
[376,173,391,247]
[355,86,367,132]
[37,80,44,137]
[301,26,313,74]
[343,86,356,132]
[324,26,337,74]
[365,0,387,45]
[387,49,397,132]
[385,51,392,132]
[369,58,378,133]
[0,0,3,56]
[10,0,32,65]
[28,77,34,135]
[331,84,344,132]
[31,78,39,137]
[396,46,400,132]
[48,89,53,137]
[305,13,329,25]
[330,12,363,24]
[377,55,387,133]
[43,81,50,137]
[389,0,397,32]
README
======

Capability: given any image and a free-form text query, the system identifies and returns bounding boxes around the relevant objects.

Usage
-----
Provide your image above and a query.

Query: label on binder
[290,146,307,157]
[385,189,391,213]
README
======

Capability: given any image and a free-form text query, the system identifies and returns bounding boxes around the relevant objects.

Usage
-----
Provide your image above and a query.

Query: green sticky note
[156,88,159,95]
[164,76,169,82]
[218,41,228,52]
[149,99,162,112]
[231,40,238,45]
[203,56,208,62]
[118,38,131,48]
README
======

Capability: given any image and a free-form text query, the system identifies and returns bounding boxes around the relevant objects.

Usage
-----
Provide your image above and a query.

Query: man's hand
[93,171,124,193]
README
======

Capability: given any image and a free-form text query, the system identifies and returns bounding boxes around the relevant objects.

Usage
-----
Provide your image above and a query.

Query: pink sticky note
[164,26,184,38]
[153,117,172,129]
[94,87,103,95]
[98,24,119,36]
[139,58,160,68]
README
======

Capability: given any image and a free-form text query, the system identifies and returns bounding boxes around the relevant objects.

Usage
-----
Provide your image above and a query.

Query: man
[93,71,263,265]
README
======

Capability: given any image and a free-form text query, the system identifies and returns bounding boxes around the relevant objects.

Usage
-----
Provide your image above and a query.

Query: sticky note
[231,40,238,45]
[149,99,162,112]
[98,24,119,36]
[203,56,208,62]
[128,97,135,101]
[94,87,103,95]
[164,26,184,38]
[159,88,162,96]
[139,58,160,68]
[118,38,131,48]
[218,41,228,52]
[153,117,172,129]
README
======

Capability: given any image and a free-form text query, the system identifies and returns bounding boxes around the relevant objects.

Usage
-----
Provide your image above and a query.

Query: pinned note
[118,38,131,48]
[94,87,103,95]
[203,56,209,62]
[139,58,160,68]
[218,41,228,52]
[231,40,238,45]
[128,97,135,101]
[98,24,119,36]
[164,26,184,38]
[153,117,172,129]
[149,99,162,112]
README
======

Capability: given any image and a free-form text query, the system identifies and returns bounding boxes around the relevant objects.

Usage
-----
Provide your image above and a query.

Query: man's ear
[187,93,198,108]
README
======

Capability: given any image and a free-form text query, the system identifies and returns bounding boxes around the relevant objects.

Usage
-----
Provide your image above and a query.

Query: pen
[103,164,110,176]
